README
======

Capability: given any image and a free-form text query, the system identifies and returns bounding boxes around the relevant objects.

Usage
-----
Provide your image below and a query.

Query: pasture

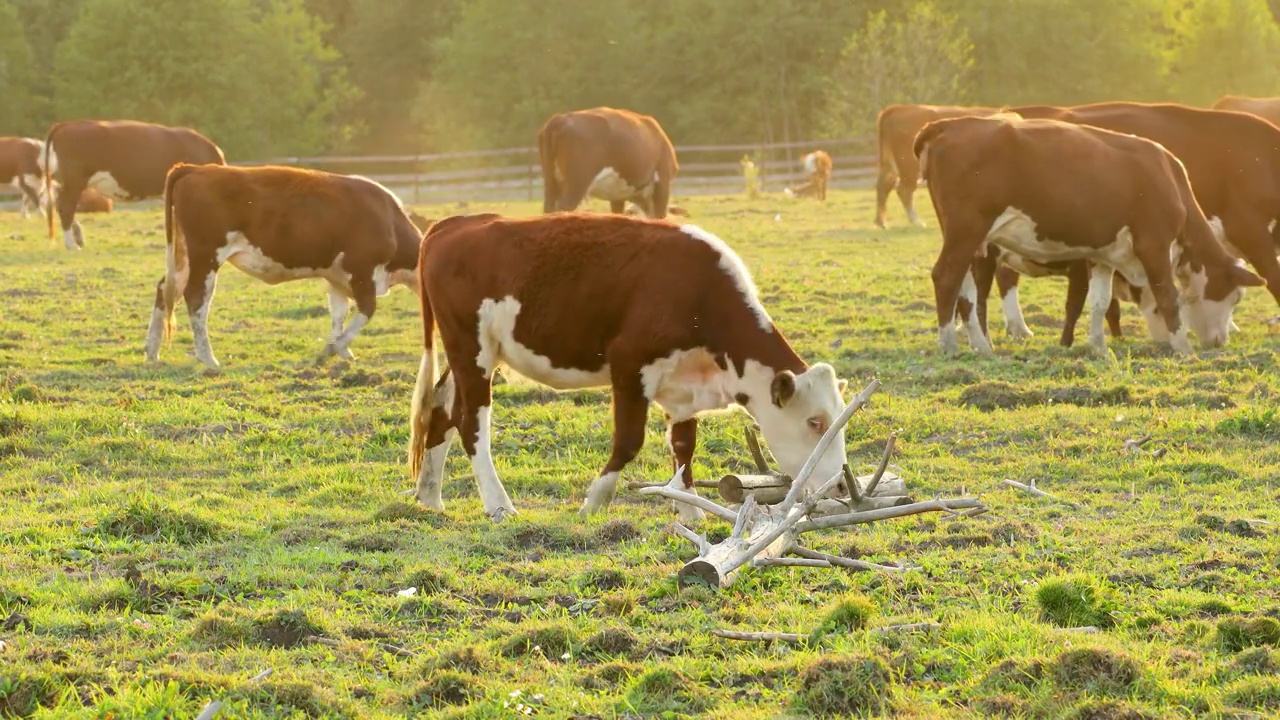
[1,189,1278,719]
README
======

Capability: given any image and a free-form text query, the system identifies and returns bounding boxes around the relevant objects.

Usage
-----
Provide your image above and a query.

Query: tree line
[2,0,1278,161]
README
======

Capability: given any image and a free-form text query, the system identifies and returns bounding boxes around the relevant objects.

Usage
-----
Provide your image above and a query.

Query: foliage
[1035,574,1120,628]
[808,593,877,644]
[52,0,354,158]
[0,0,40,136]
[1166,0,1280,106]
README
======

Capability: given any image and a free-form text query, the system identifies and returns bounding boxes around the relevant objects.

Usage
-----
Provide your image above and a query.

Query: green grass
[0,189,1277,718]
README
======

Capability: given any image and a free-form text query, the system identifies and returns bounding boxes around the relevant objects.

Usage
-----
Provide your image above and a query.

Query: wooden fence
[1,135,879,208]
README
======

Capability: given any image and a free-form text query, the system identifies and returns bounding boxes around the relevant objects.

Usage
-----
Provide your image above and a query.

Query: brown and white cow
[1004,102,1280,316]
[1212,95,1280,127]
[784,150,833,201]
[0,137,54,220]
[915,113,1263,356]
[76,188,113,214]
[407,213,850,523]
[143,164,421,368]
[44,119,225,250]
[538,107,680,219]
[983,254,1128,346]
[874,104,1001,228]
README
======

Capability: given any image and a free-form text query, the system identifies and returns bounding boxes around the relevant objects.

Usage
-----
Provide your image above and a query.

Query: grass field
[1,189,1279,719]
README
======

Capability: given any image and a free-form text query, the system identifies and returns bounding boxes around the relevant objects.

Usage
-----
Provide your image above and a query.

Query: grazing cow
[1212,95,1280,127]
[407,213,850,523]
[44,119,225,250]
[986,254,1127,346]
[915,113,1263,356]
[784,150,833,200]
[76,188,113,213]
[1006,102,1280,315]
[538,107,680,219]
[0,137,54,219]
[143,164,421,368]
[875,104,1000,228]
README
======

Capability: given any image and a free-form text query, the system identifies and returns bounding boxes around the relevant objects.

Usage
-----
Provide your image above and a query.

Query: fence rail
[1,135,880,208]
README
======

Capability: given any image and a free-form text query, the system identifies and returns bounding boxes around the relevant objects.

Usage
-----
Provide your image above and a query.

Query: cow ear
[771,371,797,408]
[1231,264,1266,288]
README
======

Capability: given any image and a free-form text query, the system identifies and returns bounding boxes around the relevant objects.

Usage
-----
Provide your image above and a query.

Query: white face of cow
[1182,269,1244,349]
[745,362,849,493]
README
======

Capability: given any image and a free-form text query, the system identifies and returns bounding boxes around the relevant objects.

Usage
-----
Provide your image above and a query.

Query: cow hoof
[1006,325,1034,340]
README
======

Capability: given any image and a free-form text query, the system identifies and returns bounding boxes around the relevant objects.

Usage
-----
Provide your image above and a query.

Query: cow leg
[1106,298,1123,337]
[955,270,993,355]
[15,178,39,219]
[554,175,593,213]
[1084,264,1116,354]
[325,284,357,360]
[651,180,672,219]
[933,230,992,356]
[609,200,626,215]
[453,361,516,521]
[415,368,459,511]
[1061,262,1089,347]
[580,369,649,518]
[185,257,222,368]
[995,266,1033,339]
[971,251,998,341]
[320,276,374,361]
[1132,239,1191,354]
[896,173,924,227]
[667,418,705,524]
[54,179,85,250]
[874,167,896,228]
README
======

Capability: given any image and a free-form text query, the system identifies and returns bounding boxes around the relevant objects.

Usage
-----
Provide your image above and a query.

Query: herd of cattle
[1,96,1278,521]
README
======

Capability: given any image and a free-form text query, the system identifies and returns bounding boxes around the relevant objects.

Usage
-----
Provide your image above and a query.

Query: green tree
[1166,0,1280,105]
[53,0,354,159]
[822,2,973,135]
[0,0,41,136]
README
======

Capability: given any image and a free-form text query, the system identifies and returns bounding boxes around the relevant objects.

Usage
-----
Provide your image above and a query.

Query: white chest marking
[588,167,643,201]
[87,171,128,200]
[804,153,818,175]
[475,296,610,387]
[986,207,1150,287]
[641,348,734,421]
[217,232,352,288]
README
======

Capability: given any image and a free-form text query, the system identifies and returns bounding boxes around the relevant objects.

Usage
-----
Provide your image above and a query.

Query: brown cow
[915,113,1263,356]
[76,188,113,213]
[1212,95,1280,127]
[989,255,1127,346]
[874,104,1000,228]
[407,213,850,523]
[0,137,53,219]
[143,164,421,368]
[538,107,679,219]
[784,150,833,200]
[44,119,225,250]
[1002,102,1280,316]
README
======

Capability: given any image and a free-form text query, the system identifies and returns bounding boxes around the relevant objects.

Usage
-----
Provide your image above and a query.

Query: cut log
[718,473,790,504]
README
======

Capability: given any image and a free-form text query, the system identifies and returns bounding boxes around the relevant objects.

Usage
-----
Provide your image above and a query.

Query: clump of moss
[1035,574,1119,628]
[499,622,579,659]
[1233,648,1280,676]
[980,658,1046,693]
[1217,616,1280,652]
[624,668,711,715]
[255,609,325,649]
[95,496,220,544]
[1071,700,1155,720]
[1194,514,1226,531]
[405,670,481,710]
[0,671,61,717]
[792,655,893,717]
[959,382,1043,411]
[1051,648,1141,696]
[1225,678,1280,711]
[431,645,496,675]
[583,626,640,660]
[808,594,877,645]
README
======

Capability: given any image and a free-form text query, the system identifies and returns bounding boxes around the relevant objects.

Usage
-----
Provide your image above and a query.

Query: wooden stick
[195,702,223,720]
[248,668,273,683]
[942,507,990,522]
[792,546,908,573]
[871,622,941,635]
[1123,434,1152,452]
[860,431,897,498]
[637,466,739,523]
[744,426,773,473]
[722,470,845,577]
[628,480,719,491]
[711,629,804,643]
[1000,479,1078,507]
[753,557,831,568]
[378,641,418,658]
[672,523,710,554]
[780,379,882,512]
[797,497,984,533]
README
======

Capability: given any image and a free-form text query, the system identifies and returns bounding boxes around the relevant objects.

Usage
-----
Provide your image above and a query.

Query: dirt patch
[1052,648,1140,695]
[959,382,1042,411]
[256,609,326,649]
[981,658,1046,692]
[595,519,642,544]
[1072,701,1155,720]
[793,655,893,717]
[584,626,641,660]
[405,670,481,710]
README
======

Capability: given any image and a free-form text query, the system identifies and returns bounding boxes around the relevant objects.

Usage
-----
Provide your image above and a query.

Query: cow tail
[161,164,196,340]
[876,108,898,179]
[408,230,438,480]
[537,116,562,211]
[43,123,60,241]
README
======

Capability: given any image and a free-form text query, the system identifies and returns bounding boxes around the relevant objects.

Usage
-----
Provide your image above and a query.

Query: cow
[0,137,54,220]
[914,113,1263,357]
[1003,102,1280,316]
[537,107,680,219]
[784,150,833,201]
[407,212,851,523]
[874,104,1001,228]
[44,119,225,250]
[76,188,113,214]
[986,254,1128,346]
[1212,95,1280,127]
[143,164,422,368]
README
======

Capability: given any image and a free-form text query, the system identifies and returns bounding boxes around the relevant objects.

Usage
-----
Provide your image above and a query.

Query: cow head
[1181,259,1264,348]
[746,363,849,494]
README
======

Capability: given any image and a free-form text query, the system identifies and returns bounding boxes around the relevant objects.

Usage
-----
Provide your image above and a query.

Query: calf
[0,137,54,220]
[76,188,113,214]
[915,113,1263,356]
[1212,95,1280,127]
[875,104,1000,228]
[45,119,225,250]
[144,164,421,368]
[407,213,850,523]
[784,150,833,201]
[1008,102,1280,315]
[538,107,680,219]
